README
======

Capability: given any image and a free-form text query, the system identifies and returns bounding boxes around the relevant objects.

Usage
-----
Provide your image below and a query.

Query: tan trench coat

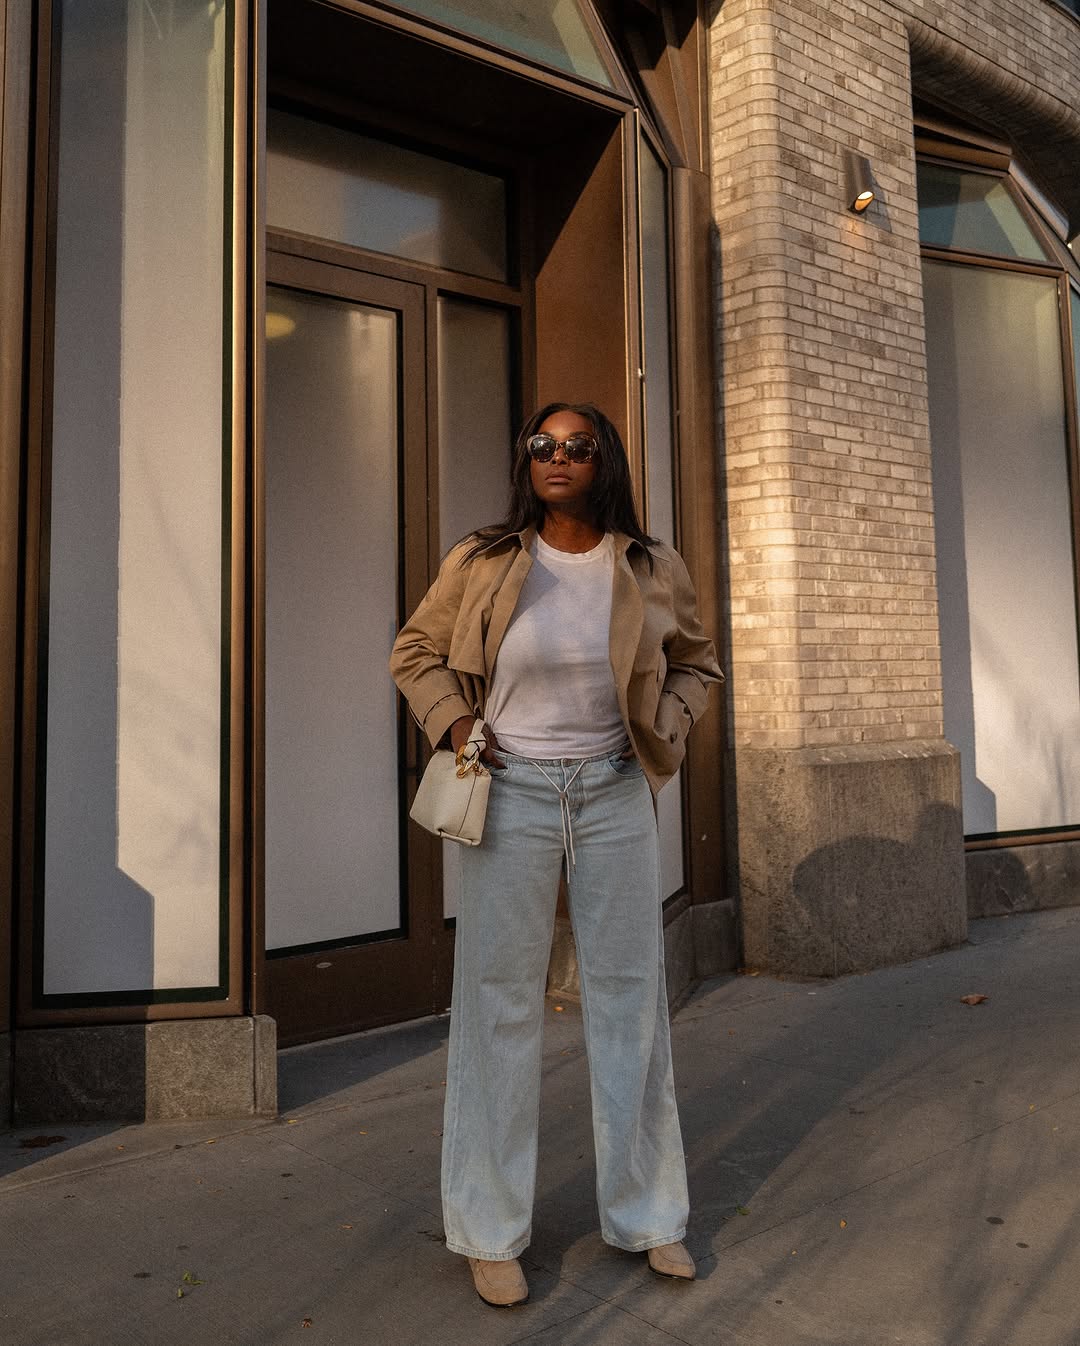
[389,528,723,794]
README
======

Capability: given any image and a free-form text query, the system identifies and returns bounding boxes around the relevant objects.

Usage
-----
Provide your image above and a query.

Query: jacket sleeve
[659,548,724,739]
[389,543,476,748]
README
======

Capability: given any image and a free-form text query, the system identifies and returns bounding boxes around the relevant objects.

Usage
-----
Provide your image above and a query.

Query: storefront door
[262,251,452,1044]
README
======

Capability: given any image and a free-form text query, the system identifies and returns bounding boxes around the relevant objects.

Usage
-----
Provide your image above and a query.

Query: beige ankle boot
[646,1240,696,1280]
[467,1256,529,1306]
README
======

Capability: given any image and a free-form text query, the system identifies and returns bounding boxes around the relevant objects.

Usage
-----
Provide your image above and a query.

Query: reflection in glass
[917,162,1049,261]
[265,288,402,949]
[43,0,227,996]
[268,109,508,282]
[639,136,684,898]
[391,0,611,85]
[437,297,513,917]
[924,260,1080,832]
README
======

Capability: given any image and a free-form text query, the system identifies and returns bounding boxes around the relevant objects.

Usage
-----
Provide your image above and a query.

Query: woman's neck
[539,510,605,554]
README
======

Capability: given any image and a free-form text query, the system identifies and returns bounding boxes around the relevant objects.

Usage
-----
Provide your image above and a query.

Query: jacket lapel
[482,530,535,673]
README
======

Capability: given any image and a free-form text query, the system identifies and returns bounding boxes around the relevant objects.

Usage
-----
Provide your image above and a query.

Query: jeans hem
[446,1236,530,1261]
[602,1227,687,1253]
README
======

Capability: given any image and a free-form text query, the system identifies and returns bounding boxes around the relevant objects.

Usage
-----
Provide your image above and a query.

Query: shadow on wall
[785,802,968,977]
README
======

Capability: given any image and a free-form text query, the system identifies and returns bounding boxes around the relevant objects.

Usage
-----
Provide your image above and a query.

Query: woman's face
[529,410,597,516]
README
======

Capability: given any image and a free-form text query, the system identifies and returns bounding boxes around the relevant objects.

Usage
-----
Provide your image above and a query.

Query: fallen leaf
[340,1224,353,1230]
[181,1271,203,1286]
[301,1318,313,1328]
[736,1205,751,1216]
[839,1219,848,1228]
[285,1118,299,1125]
[177,1289,185,1300]
[554,1005,564,1012]
[18,1135,66,1150]
[959,994,989,1005]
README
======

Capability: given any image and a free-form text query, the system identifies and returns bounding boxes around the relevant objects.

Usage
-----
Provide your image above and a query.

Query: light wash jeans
[441,747,689,1261]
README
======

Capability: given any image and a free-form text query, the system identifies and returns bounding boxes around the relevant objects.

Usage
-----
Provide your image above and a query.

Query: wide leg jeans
[441,749,689,1261]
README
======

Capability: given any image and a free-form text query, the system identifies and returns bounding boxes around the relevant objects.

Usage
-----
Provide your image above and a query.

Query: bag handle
[454,718,489,777]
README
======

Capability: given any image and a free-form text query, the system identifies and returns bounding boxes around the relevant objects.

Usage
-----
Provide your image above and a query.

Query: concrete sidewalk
[3,906,1080,1346]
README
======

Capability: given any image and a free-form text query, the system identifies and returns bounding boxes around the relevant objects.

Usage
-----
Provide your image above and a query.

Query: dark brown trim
[0,0,34,1038]
[16,0,57,1027]
[267,228,524,307]
[919,245,1063,278]
[225,0,255,1022]
[1057,271,1080,720]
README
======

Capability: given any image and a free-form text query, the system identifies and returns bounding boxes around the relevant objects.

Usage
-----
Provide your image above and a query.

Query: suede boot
[467,1256,529,1306]
[647,1240,696,1280]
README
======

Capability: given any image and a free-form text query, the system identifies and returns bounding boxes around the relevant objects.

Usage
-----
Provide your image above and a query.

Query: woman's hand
[449,716,505,769]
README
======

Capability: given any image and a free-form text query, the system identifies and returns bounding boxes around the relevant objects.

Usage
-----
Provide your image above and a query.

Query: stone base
[546,897,740,1009]
[736,740,967,977]
[967,840,1080,918]
[13,1016,278,1125]
[0,1031,10,1126]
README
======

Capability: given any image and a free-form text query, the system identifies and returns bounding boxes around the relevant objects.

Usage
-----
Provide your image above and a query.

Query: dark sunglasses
[526,432,598,463]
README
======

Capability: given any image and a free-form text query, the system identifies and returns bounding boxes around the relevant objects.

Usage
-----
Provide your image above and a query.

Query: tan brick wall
[708,0,1080,751]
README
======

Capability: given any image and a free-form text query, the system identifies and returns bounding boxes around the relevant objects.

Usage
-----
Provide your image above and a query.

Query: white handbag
[409,718,491,845]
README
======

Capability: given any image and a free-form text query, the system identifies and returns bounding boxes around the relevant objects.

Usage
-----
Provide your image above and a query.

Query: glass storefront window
[639,133,684,899]
[264,288,402,951]
[924,260,1080,833]
[389,0,611,86]
[267,109,509,282]
[436,298,513,555]
[43,0,229,995]
[917,162,1050,261]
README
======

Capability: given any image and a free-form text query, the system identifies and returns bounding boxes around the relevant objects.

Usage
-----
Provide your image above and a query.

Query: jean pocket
[486,759,512,780]
[606,752,644,778]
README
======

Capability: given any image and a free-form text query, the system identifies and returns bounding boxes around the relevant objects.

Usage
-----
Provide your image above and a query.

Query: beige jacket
[389,528,723,794]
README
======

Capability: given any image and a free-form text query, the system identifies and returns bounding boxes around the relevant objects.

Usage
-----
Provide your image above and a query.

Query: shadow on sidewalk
[277,1011,451,1113]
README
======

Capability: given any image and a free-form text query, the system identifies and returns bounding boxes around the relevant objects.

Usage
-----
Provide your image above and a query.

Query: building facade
[0,0,1077,1122]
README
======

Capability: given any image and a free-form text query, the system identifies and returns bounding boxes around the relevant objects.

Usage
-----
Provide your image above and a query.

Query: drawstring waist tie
[530,760,586,869]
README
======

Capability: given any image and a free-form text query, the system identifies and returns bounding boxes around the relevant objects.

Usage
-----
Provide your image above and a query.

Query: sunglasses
[526,432,598,463]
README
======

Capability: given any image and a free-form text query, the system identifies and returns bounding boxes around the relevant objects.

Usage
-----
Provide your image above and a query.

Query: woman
[390,402,722,1307]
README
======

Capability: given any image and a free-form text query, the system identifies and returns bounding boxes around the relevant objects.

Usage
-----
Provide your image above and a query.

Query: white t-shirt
[484,533,627,759]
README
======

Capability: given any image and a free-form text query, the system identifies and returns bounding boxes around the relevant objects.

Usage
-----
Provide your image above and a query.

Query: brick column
[708,0,966,975]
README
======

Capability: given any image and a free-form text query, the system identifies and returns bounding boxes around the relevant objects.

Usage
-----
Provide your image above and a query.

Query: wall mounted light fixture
[844,151,876,213]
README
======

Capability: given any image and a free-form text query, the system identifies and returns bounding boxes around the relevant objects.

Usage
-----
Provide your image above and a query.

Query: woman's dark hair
[462,402,657,562]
